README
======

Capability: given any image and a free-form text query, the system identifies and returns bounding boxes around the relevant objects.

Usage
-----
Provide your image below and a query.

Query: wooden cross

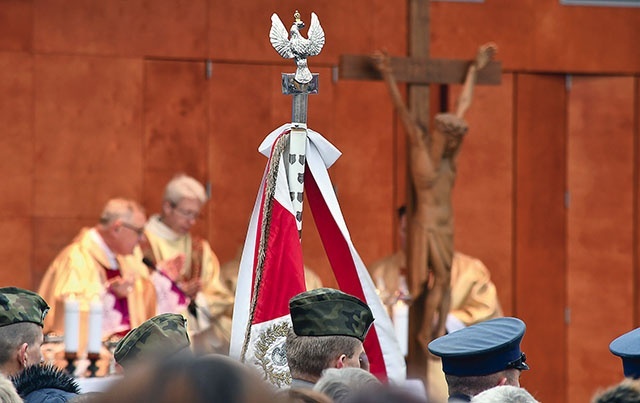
[338,0,502,381]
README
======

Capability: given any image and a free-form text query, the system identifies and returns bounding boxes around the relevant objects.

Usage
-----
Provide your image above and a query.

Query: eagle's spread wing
[305,12,325,57]
[269,13,294,59]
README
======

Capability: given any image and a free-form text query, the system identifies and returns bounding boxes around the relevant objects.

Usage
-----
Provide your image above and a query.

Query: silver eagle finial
[270,11,325,84]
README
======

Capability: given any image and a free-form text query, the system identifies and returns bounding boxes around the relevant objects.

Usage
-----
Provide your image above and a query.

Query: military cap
[114,313,190,367]
[610,327,640,378]
[0,287,49,328]
[428,317,529,377]
[289,288,374,342]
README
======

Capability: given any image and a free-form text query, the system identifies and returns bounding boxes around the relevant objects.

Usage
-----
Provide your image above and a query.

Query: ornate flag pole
[230,11,405,386]
[270,10,325,236]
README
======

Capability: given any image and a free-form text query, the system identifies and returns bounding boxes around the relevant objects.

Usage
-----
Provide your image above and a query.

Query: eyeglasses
[120,222,145,238]
[171,204,200,220]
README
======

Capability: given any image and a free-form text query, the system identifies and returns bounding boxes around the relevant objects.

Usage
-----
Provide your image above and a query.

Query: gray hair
[592,378,640,403]
[470,385,539,403]
[446,369,521,398]
[163,174,207,205]
[99,198,144,225]
[313,368,380,402]
[0,322,40,366]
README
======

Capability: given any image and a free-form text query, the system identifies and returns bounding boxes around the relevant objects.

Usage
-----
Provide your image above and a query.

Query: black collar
[449,393,472,402]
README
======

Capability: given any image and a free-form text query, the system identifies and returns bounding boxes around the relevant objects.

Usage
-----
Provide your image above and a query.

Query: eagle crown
[270,10,325,84]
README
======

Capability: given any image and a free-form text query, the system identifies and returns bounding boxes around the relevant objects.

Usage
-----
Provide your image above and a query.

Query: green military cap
[0,287,49,328]
[289,288,374,342]
[114,313,191,367]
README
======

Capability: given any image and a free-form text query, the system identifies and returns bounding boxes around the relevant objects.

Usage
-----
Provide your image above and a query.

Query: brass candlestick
[64,352,77,376]
[87,352,100,377]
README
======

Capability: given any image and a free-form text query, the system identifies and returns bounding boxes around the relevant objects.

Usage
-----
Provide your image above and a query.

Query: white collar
[146,214,182,241]
[89,228,118,269]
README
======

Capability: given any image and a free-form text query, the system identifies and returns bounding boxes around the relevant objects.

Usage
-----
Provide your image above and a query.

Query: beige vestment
[38,228,156,342]
[370,250,503,401]
[144,215,234,354]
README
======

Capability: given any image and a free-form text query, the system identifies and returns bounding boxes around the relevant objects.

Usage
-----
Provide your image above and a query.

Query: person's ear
[17,343,29,369]
[335,354,347,369]
[496,377,508,386]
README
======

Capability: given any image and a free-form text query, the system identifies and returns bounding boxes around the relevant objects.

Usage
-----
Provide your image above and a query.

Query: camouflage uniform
[0,287,51,380]
[114,313,191,368]
[286,288,375,388]
[0,287,49,328]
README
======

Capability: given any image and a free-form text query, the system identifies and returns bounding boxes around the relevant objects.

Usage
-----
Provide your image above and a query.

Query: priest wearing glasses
[38,198,156,343]
[141,174,234,355]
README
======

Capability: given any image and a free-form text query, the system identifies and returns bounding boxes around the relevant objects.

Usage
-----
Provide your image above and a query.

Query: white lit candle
[87,297,103,354]
[64,295,80,353]
[392,300,409,357]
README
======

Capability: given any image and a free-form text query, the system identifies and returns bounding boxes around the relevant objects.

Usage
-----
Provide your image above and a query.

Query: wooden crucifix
[338,0,502,381]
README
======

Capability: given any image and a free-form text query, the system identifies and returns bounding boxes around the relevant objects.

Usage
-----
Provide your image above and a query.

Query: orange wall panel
[34,55,144,217]
[431,0,536,68]
[451,73,514,316]
[532,3,640,73]
[0,53,33,217]
[0,219,32,288]
[208,0,407,64]
[515,74,567,403]
[34,0,208,58]
[567,76,636,402]
[371,0,408,56]
[143,60,208,178]
[142,59,210,240]
[431,0,640,73]
[0,0,32,52]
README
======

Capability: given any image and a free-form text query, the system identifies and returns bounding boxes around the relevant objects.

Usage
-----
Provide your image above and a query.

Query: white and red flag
[229,124,406,387]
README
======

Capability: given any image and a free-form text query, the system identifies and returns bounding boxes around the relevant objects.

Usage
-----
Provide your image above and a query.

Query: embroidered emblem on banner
[255,321,292,387]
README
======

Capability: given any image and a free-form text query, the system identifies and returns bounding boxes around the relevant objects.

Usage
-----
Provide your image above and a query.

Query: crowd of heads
[5,276,640,402]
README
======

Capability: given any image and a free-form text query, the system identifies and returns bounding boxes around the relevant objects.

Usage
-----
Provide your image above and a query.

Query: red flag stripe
[253,195,305,322]
[304,169,389,382]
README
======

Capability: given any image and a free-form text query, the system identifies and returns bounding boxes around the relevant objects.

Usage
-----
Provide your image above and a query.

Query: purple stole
[139,234,203,305]
[104,267,131,336]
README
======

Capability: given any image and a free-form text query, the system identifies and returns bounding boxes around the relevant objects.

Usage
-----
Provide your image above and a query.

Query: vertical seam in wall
[511,72,518,316]
[634,74,639,327]
[563,73,570,402]
[141,59,147,205]
[31,52,37,289]
[205,0,212,241]
[206,61,212,239]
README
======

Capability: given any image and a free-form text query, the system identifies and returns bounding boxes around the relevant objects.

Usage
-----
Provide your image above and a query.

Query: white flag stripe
[229,166,266,359]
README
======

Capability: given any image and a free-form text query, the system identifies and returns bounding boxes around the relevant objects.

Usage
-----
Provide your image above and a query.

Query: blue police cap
[428,317,529,376]
[610,327,640,379]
